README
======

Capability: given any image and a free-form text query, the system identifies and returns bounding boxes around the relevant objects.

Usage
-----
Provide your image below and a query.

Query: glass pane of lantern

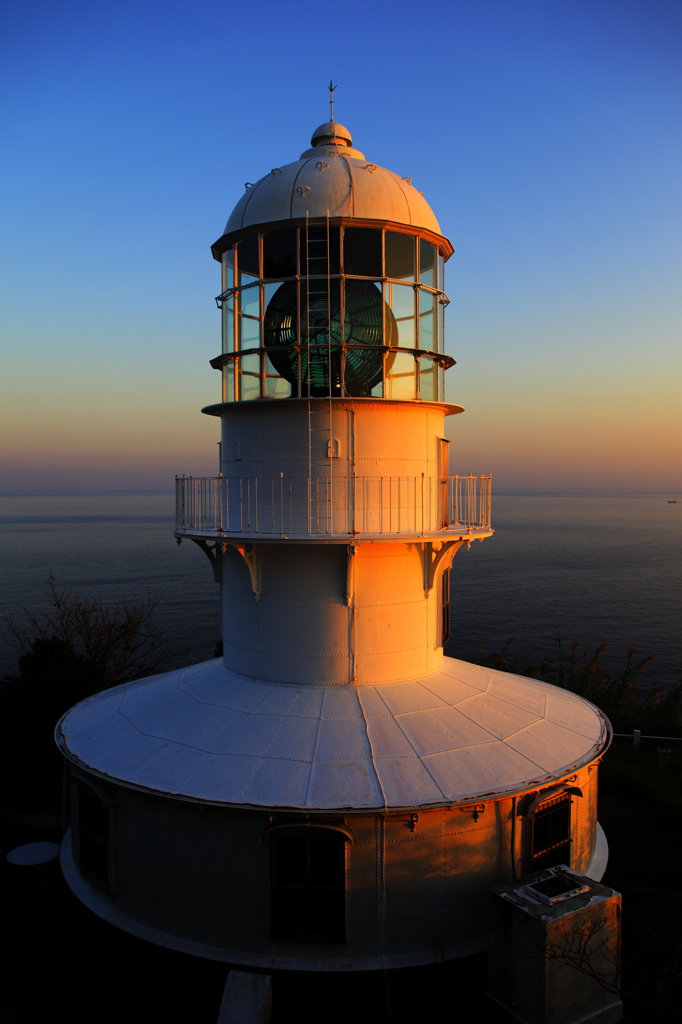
[343,281,385,397]
[223,360,235,402]
[222,303,234,353]
[343,227,382,277]
[385,231,415,281]
[263,282,299,389]
[240,315,260,349]
[264,281,283,309]
[419,290,436,350]
[419,355,437,400]
[222,248,234,292]
[327,225,340,274]
[263,228,297,279]
[300,280,342,396]
[385,350,416,400]
[240,285,260,318]
[419,239,437,288]
[389,283,415,347]
[263,355,292,398]
[240,353,260,401]
[238,234,259,283]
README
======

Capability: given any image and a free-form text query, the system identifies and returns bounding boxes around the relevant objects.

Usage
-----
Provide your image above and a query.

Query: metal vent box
[486,865,622,1024]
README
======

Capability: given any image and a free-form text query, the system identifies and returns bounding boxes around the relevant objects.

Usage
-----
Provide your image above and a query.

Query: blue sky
[1,0,680,490]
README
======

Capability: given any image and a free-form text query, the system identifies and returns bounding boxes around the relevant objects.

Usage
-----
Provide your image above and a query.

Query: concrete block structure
[486,866,622,1023]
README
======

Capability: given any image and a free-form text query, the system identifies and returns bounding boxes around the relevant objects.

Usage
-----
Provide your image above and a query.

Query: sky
[1,0,680,492]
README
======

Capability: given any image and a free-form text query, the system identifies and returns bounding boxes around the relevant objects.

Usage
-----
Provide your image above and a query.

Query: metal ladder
[304,211,334,532]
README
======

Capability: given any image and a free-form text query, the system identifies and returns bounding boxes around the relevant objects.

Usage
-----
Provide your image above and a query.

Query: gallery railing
[175,474,492,537]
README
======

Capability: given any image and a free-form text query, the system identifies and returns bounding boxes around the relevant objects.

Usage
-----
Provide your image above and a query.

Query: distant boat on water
[668,500,677,503]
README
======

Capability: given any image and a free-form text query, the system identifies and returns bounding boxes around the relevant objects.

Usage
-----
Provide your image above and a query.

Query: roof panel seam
[457,688,545,717]
[340,156,354,218]
[388,172,413,226]
[367,686,448,800]
[289,160,311,219]
[353,687,389,810]
[240,174,269,227]
[302,712,324,806]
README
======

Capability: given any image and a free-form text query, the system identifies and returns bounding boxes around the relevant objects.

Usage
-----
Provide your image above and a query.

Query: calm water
[450,491,682,687]
[1,492,680,686]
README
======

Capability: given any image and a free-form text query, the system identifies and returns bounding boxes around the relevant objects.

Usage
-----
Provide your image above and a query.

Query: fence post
[633,728,641,751]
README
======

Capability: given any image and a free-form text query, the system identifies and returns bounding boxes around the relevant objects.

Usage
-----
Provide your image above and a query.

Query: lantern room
[210,122,454,403]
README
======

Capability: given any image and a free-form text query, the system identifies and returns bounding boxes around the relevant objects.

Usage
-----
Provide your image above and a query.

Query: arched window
[269,826,347,943]
[74,780,111,894]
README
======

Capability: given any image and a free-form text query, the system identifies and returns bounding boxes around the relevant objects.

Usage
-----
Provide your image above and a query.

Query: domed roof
[56,657,609,812]
[221,121,443,239]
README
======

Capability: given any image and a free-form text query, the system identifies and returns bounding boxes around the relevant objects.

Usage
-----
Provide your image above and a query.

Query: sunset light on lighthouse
[55,109,612,974]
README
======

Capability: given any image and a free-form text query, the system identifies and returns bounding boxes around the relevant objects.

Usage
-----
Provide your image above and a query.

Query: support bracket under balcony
[422,540,463,595]
[230,543,261,601]
[180,537,223,585]
[179,537,261,600]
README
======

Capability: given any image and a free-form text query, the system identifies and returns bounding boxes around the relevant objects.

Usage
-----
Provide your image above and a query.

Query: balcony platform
[174,526,493,544]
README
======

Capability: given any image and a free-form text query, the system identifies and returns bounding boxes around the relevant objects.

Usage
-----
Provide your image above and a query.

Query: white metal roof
[222,123,442,237]
[57,657,610,812]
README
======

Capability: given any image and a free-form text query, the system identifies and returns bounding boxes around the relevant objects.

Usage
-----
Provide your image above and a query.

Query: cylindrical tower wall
[221,540,447,684]
[219,398,458,684]
[219,400,453,480]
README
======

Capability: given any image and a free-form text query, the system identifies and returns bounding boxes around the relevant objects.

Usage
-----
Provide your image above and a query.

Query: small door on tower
[308,407,353,534]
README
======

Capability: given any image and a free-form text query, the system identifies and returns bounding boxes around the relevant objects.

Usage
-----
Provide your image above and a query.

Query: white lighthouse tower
[57,115,610,970]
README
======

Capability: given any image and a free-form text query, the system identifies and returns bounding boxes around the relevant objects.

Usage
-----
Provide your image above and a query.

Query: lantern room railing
[175,474,492,538]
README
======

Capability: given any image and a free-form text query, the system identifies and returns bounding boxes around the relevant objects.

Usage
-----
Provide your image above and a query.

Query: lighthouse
[56,114,610,970]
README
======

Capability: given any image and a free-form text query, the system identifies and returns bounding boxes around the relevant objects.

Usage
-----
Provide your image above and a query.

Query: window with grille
[530,793,571,872]
[76,783,110,893]
[270,828,346,943]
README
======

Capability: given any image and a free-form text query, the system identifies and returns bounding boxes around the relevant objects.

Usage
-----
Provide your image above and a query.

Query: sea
[1,491,680,688]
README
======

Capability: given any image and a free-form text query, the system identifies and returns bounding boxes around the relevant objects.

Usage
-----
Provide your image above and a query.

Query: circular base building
[57,656,609,970]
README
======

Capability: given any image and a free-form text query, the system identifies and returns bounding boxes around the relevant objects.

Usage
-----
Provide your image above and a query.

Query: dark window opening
[385,231,415,281]
[237,234,260,280]
[304,225,340,276]
[530,794,571,872]
[270,828,346,943]
[263,228,297,279]
[76,783,110,893]
[441,567,451,647]
[343,228,382,277]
